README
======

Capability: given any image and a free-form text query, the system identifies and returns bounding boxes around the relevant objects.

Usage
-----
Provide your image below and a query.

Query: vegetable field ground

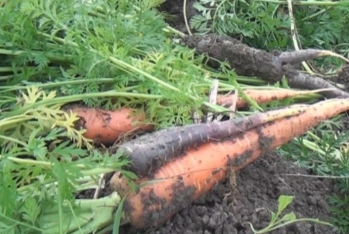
[3,0,349,234]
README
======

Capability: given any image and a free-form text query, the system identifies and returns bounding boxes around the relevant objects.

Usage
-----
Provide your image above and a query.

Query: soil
[81,1,345,233]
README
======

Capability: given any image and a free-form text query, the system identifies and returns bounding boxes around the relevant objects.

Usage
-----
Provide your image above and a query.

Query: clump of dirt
[118,151,339,234]
[334,65,349,90]
[157,0,198,34]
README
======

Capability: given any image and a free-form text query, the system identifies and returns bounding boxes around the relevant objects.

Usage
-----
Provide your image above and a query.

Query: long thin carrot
[64,105,154,145]
[111,98,349,229]
[117,105,307,177]
[217,88,333,108]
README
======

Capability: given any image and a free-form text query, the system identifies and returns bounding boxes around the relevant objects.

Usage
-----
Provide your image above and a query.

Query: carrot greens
[1,0,346,233]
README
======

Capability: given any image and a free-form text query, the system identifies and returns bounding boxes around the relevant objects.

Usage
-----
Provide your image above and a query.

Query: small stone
[208,217,217,229]
[221,212,228,222]
[318,199,331,213]
[202,214,209,225]
[307,196,317,206]
[196,206,208,216]
[222,223,238,234]
[187,223,199,232]
[251,213,258,223]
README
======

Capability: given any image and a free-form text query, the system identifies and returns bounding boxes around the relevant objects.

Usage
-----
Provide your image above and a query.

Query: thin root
[93,173,106,199]
[207,79,219,123]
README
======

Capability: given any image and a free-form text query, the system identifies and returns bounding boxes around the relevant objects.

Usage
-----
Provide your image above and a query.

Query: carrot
[183,34,349,99]
[216,88,333,108]
[286,71,349,99]
[117,105,307,177]
[64,105,154,145]
[111,98,349,229]
[275,49,349,65]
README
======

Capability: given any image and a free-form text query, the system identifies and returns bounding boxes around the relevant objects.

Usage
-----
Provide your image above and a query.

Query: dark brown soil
[335,65,349,89]
[82,1,343,233]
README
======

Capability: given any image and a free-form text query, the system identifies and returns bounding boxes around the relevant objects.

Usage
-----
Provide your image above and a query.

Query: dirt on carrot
[111,98,349,229]
[182,34,349,99]
[216,88,332,108]
[64,105,154,145]
[116,106,307,177]
[275,49,349,65]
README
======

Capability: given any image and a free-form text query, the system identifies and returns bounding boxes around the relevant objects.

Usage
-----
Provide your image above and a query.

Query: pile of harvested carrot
[67,88,329,146]
[66,89,349,229]
[110,98,349,229]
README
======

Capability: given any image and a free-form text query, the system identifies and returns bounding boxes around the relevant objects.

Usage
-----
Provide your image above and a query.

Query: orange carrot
[217,88,332,108]
[117,105,307,177]
[64,105,154,145]
[111,98,349,229]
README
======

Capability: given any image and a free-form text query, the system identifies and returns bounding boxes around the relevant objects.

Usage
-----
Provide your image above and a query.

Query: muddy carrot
[286,71,349,99]
[216,88,333,108]
[64,105,154,145]
[117,105,307,177]
[275,49,349,65]
[111,98,349,229]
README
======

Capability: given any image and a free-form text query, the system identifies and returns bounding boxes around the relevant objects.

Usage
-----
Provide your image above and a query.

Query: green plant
[329,192,349,234]
[190,0,291,49]
[190,0,349,72]
[0,86,132,233]
[247,195,333,233]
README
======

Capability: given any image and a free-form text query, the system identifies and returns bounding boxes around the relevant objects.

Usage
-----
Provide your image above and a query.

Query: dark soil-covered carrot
[216,88,332,108]
[182,34,349,99]
[111,98,349,229]
[64,105,154,145]
[286,70,349,99]
[275,49,349,65]
[116,106,307,177]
